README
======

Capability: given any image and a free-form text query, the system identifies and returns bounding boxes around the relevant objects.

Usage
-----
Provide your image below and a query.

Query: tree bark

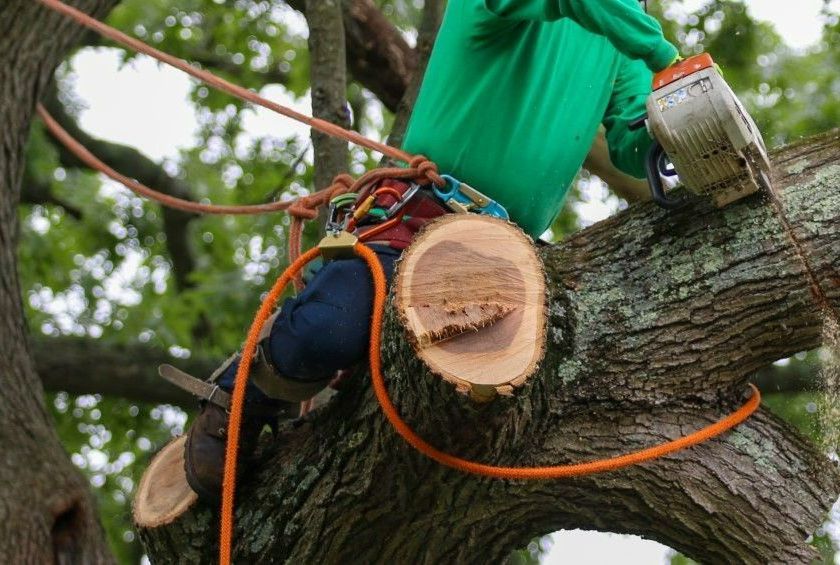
[304,0,349,191]
[139,132,840,564]
[0,1,117,562]
[33,337,215,407]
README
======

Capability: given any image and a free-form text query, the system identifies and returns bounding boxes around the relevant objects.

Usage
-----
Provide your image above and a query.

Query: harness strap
[160,309,329,405]
[157,364,284,418]
[159,364,232,408]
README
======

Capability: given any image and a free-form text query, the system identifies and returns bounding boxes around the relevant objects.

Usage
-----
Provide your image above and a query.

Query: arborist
[168,0,680,501]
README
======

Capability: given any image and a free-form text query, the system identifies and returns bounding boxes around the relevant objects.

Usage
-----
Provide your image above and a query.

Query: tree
[0,2,121,562]
[134,130,840,564]
[3,0,838,562]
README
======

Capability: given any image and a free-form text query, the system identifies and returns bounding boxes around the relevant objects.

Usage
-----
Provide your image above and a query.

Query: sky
[61,1,839,563]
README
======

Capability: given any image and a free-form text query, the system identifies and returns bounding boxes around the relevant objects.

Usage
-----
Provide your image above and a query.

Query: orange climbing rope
[36,105,312,216]
[222,242,760,563]
[34,0,449,286]
[358,244,761,478]
[220,246,321,565]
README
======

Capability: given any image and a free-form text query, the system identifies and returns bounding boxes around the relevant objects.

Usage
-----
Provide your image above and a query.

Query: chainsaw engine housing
[646,54,770,207]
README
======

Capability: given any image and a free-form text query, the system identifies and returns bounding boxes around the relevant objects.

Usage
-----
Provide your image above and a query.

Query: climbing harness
[33,2,764,564]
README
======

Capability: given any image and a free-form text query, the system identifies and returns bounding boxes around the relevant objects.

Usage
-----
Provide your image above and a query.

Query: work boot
[183,400,271,502]
[158,361,294,502]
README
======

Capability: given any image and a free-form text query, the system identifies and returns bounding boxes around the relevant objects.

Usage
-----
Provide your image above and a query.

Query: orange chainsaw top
[402,0,678,237]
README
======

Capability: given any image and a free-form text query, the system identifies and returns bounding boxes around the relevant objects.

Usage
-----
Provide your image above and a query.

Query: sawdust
[818,315,840,457]
[761,176,839,457]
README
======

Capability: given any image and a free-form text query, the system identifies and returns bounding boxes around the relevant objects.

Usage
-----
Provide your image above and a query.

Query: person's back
[403,0,678,237]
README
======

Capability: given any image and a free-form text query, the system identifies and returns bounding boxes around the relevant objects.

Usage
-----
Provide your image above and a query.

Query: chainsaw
[633,53,772,209]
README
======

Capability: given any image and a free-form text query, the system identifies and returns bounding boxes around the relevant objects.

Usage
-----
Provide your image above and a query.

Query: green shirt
[402,0,678,237]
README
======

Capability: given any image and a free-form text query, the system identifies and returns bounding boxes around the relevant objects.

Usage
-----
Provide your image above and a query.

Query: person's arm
[584,127,650,202]
[483,0,678,71]
[602,54,653,180]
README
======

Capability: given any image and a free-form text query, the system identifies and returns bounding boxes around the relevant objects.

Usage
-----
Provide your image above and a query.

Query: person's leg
[214,244,401,399]
[183,244,400,500]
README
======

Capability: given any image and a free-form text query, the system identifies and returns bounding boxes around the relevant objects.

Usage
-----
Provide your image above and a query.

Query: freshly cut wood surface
[133,435,197,528]
[395,215,546,399]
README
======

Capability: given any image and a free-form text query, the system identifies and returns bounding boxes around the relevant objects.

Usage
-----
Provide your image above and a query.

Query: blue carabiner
[432,175,509,220]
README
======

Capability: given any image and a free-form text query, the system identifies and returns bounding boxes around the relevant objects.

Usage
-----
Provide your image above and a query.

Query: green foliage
[16,0,839,562]
[659,0,838,145]
[505,537,552,565]
[49,391,191,562]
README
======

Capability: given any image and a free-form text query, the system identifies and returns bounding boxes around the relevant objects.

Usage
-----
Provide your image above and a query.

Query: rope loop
[330,173,355,194]
[409,155,445,187]
[286,202,319,220]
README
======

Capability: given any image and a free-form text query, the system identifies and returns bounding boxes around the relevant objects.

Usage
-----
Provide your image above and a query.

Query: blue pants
[217,245,401,403]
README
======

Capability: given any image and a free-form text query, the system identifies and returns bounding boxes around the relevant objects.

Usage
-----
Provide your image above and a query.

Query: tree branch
[304,0,349,189]
[339,0,416,112]
[140,132,840,563]
[287,0,416,112]
[20,168,83,219]
[33,337,211,407]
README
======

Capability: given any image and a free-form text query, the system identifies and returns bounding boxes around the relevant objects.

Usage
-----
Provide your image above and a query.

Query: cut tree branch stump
[133,435,197,530]
[395,215,547,401]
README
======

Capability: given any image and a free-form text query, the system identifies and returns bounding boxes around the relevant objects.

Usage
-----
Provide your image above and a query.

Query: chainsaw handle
[646,141,684,209]
[658,153,678,177]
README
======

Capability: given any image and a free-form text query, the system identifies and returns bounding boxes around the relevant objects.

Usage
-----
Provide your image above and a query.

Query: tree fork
[137,131,840,563]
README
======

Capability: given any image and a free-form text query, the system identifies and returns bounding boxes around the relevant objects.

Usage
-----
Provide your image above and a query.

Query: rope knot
[409,155,445,187]
[328,173,356,200]
[287,195,320,220]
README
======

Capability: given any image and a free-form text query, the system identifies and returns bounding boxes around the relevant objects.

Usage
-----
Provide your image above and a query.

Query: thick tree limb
[0,1,118,562]
[338,0,416,112]
[33,337,215,407]
[140,133,840,563]
[20,168,84,218]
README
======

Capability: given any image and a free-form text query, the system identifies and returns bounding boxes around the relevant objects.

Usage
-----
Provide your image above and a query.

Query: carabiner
[326,192,358,233]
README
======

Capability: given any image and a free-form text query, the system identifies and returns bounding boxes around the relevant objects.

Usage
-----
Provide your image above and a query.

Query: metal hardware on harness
[384,182,422,218]
[326,193,358,233]
[352,195,376,221]
[433,175,510,219]
[318,230,358,261]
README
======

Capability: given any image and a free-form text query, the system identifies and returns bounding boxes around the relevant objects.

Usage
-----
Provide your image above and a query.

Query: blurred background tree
[19,0,838,562]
